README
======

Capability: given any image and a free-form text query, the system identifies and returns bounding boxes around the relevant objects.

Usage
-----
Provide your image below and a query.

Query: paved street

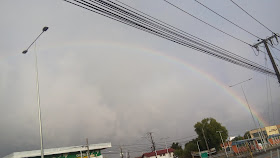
[255,149,280,158]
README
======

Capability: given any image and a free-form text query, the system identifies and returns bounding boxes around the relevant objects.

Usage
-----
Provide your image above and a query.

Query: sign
[265,126,279,136]
[201,152,208,158]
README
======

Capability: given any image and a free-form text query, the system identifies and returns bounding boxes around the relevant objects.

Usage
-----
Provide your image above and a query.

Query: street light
[196,140,202,158]
[216,131,228,157]
[160,137,170,157]
[22,26,49,158]
[229,78,266,152]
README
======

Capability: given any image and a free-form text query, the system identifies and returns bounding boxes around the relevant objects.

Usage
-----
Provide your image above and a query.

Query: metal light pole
[197,140,202,158]
[216,131,228,157]
[229,78,266,152]
[22,26,49,158]
[160,137,169,157]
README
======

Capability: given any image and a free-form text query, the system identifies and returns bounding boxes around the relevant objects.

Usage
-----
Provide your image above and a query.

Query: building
[268,134,280,145]
[3,143,111,158]
[138,148,175,158]
[249,125,280,139]
[220,141,232,151]
[231,138,261,155]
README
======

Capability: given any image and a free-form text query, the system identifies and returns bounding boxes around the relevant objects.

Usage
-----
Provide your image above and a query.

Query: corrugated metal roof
[3,143,111,158]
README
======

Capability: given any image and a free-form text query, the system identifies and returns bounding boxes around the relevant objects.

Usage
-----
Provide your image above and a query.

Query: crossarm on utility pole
[252,34,280,84]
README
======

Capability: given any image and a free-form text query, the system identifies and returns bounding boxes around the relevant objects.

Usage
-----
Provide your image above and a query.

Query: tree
[232,135,244,141]
[184,139,198,158]
[171,142,184,158]
[171,142,182,150]
[194,118,228,151]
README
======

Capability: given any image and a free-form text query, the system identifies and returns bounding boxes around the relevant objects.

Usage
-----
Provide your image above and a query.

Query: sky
[0,0,280,157]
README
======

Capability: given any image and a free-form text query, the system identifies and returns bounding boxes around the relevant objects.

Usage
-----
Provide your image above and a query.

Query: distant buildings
[136,148,175,158]
[249,124,280,139]
[3,142,111,158]
[228,124,280,155]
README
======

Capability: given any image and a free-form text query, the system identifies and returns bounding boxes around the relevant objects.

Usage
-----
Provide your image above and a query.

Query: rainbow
[44,40,270,127]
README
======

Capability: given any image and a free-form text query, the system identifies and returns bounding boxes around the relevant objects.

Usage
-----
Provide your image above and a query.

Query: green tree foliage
[171,142,184,158]
[232,135,244,141]
[171,140,198,158]
[184,139,198,158]
[194,118,228,151]
[171,142,182,150]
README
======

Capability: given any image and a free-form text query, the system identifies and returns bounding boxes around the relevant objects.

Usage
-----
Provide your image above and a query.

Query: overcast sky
[1,0,280,157]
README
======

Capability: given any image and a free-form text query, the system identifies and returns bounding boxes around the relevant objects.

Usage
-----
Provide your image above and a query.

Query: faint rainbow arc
[48,40,269,127]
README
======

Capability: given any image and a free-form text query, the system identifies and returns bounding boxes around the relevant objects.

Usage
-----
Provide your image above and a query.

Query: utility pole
[253,34,280,84]
[127,151,130,158]
[197,140,202,158]
[86,138,90,158]
[120,146,124,158]
[216,131,228,158]
[160,137,169,158]
[227,137,231,152]
[202,127,211,157]
[148,132,158,158]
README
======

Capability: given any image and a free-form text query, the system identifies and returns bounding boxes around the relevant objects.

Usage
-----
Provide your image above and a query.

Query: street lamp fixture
[22,26,49,158]
[22,27,48,54]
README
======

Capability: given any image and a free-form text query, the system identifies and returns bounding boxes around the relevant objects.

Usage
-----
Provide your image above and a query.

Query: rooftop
[3,142,111,158]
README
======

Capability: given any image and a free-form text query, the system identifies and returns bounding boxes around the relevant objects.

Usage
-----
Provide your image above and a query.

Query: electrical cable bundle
[63,0,276,77]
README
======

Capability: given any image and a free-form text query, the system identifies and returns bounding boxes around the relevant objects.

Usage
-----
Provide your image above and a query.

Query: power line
[264,52,275,126]
[63,0,276,77]
[270,46,280,66]
[258,49,280,64]
[194,0,262,39]
[229,0,275,34]
[113,134,197,148]
[162,0,252,46]
[272,46,280,52]
[116,0,253,58]
[264,53,270,125]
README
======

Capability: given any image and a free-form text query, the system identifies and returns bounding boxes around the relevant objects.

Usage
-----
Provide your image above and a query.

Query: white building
[3,142,111,158]
[138,148,175,158]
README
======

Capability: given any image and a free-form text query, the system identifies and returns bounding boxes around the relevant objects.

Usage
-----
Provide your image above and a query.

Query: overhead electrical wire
[229,0,275,34]
[272,46,280,52]
[194,0,262,39]
[264,51,275,126]
[270,46,280,66]
[258,49,280,65]
[116,0,256,62]
[162,0,252,46]
[62,0,276,77]
[114,0,279,71]
[266,36,280,52]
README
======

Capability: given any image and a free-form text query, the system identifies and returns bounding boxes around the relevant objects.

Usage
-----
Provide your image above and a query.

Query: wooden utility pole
[253,34,280,84]
[86,138,90,158]
[148,132,158,158]
[202,128,211,157]
[120,146,124,158]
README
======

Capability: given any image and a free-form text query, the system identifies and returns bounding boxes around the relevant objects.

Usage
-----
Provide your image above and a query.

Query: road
[255,149,280,158]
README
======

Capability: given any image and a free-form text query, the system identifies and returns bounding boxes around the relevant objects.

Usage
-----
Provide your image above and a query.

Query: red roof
[142,148,174,157]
